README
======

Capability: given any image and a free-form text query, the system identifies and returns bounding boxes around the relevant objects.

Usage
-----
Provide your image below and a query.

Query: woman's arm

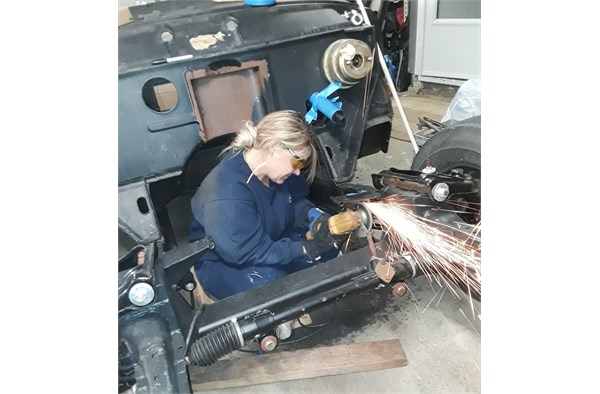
[198,198,305,266]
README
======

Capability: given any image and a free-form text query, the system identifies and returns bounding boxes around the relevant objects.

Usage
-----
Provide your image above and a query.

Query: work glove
[307,207,331,239]
[303,217,338,262]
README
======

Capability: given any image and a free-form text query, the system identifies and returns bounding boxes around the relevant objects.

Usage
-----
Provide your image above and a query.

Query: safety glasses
[281,143,307,170]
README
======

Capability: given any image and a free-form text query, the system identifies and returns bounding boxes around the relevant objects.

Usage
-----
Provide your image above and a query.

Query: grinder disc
[353,203,373,238]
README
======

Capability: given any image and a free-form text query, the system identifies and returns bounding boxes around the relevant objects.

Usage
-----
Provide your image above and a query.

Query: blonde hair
[222,110,318,183]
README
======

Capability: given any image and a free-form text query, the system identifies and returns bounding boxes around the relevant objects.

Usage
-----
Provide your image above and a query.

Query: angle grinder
[306,203,372,239]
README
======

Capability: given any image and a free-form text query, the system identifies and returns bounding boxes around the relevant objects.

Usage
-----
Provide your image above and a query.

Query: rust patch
[185,60,270,141]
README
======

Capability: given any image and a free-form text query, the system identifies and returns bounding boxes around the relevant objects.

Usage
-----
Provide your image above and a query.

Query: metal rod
[356,0,420,153]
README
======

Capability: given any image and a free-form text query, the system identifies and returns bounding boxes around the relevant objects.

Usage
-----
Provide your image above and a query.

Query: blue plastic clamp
[244,0,276,6]
[305,81,343,124]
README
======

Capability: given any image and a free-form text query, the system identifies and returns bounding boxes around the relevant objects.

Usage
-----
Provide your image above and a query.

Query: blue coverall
[189,152,316,300]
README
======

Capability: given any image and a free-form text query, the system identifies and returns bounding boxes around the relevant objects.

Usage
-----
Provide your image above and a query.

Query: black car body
[117,2,473,393]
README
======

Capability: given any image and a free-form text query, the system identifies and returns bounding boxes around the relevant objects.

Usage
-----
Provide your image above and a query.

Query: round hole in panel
[142,77,178,113]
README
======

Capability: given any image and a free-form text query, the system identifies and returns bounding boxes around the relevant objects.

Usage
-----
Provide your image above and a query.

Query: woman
[189,110,338,300]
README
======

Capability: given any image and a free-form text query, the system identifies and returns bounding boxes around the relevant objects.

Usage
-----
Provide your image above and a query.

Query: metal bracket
[374,260,395,283]
[118,181,161,244]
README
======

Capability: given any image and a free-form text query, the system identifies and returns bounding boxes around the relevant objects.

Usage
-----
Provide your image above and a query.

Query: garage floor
[190,85,481,394]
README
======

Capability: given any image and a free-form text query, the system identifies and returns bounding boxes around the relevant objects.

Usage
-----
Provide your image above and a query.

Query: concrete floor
[191,87,481,393]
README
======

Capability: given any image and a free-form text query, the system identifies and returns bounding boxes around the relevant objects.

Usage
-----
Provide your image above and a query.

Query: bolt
[431,183,450,202]
[264,339,276,351]
[421,165,436,175]
[226,19,238,31]
[451,168,464,176]
[128,283,155,306]
[261,336,278,352]
[392,282,407,297]
[184,282,195,291]
[161,31,174,43]
[340,43,356,60]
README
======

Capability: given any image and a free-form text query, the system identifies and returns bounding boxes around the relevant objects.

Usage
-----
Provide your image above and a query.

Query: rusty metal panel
[186,60,269,141]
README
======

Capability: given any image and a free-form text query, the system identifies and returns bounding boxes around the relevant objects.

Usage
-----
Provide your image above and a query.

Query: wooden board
[189,339,407,391]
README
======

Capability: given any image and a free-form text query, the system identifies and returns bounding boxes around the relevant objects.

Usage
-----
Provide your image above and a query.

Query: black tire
[411,117,481,301]
[411,116,481,224]
[411,116,481,174]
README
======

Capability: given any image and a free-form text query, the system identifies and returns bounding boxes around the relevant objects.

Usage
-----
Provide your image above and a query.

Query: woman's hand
[303,218,338,261]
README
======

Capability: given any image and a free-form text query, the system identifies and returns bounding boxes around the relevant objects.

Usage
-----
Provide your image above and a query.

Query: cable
[278,326,328,345]
[236,348,261,354]
[185,304,206,354]
[356,0,419,154]
[297,319,330,329]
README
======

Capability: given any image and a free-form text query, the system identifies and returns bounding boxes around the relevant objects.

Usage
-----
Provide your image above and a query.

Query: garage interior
[117,1,482,393]
[6,1,598,393]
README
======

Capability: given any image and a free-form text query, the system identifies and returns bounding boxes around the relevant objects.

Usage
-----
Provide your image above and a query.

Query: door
[409,0,481,85]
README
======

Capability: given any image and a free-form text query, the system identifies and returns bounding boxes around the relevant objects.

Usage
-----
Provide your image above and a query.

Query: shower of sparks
[364,200,481,312]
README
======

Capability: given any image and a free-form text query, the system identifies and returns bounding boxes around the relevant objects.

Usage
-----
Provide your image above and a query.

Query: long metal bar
[356,0,419,153]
